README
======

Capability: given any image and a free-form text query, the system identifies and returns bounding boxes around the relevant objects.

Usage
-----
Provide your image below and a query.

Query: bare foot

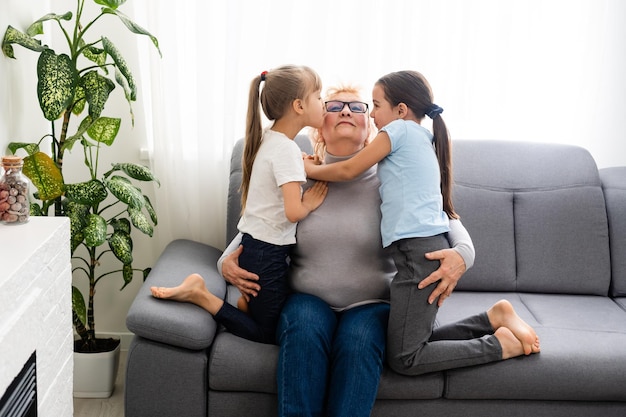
[151,273,223,315]
[488,300,540,355]
[495,327,525,359]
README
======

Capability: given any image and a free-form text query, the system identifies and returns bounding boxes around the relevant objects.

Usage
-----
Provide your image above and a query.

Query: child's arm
[305,132,391,181]
[282,180,328,223]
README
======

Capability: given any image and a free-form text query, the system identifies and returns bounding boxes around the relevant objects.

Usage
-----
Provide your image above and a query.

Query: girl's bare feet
[488,299,540,355]
[495,327,525,359]
[151,273,223,315]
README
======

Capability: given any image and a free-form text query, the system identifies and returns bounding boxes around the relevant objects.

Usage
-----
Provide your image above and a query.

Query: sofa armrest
[126,239,226,350]
[600,167,626,297]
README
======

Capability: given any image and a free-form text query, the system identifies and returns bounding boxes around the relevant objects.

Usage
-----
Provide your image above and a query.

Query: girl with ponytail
[151,65,328,344]
[305,70,539,375]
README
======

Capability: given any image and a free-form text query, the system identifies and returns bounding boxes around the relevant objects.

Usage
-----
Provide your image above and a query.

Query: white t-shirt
[236,129,306,245]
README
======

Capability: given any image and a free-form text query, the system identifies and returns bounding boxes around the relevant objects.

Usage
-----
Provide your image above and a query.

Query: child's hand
[303,155,322,177]
[302,180,328,212]
[302,153,320,164]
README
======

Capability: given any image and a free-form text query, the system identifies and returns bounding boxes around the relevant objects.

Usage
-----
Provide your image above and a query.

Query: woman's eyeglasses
[324,101,369,113]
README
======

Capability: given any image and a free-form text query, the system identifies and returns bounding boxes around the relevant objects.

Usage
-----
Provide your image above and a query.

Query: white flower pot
[73,340,121,398]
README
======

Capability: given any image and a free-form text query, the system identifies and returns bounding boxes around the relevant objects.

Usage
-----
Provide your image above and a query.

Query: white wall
[2,0,626,339]
[1,0,156,344]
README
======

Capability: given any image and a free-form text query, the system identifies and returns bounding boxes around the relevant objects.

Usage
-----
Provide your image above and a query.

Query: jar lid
[2,155,23,167]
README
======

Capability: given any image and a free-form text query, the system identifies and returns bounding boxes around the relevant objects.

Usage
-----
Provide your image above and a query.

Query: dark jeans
[215,233,292,344]
[277,293,389,417]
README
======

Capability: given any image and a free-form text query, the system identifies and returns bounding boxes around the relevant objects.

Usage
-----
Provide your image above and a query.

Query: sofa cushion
[614,298,626,312]
[208,331,445,400]
[600,167,626,297]
[438,292,626,401]
[452,140,610,295]
[209,332,280,393]
[126,239,225,350]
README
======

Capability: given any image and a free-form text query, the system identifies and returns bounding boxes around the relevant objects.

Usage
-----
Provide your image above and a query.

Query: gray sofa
[125,138,626,417]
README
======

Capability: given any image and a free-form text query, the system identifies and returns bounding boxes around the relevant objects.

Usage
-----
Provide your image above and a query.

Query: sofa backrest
[600,167,626,297]
[452,140,610,296]
[226,135,313,244]
[226,137,612,297]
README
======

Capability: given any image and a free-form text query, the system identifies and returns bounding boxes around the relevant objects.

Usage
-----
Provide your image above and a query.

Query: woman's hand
[418,248,467,306]
[221,245,260,301]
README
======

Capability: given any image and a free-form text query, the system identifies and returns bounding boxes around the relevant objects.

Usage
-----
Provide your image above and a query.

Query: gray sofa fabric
[126,139,626,417]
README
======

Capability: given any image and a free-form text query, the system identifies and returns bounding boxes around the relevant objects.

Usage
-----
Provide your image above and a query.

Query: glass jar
[0,155,30,224]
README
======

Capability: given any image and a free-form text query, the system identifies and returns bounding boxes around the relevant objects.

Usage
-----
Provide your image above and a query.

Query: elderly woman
[220,85,474,417]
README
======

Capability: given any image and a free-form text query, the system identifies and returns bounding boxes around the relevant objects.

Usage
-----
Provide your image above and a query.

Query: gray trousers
[386,235,502,376]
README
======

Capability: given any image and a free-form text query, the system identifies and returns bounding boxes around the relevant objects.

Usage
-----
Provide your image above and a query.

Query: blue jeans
[215,233,292,344]
[276,293,389,417]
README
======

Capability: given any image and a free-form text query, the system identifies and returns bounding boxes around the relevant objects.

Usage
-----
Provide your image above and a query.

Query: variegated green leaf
[142,267,151,281]
[114,67,134,125]
[144,195,157,225]
[2,25,45,58]
[128,206,153,237]
[72,84,86,115]
[63,199,90,253]
[26,12,73,37]
[95,0,127,9]
[120,263,133,290]
[29,203,43,216]
[101,37,136,100]
[37,49,78,120]
[22,151,65,201]
[101,9,161,57]
[62,115,94,152]
[81,42,107,70]
[65,179,108,205]
[109,162,159,185]
[71,229,85,254]
[79,70,115,120]
[8,142,39,156]
[105,175,144,209]
[87,116,120,146]
[72,286,87,327]
[108,230,133,264]
[84,213,107,247]
[110,217,131,234]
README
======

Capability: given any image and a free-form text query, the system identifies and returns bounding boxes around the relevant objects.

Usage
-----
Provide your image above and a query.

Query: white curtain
[132,0,626,252]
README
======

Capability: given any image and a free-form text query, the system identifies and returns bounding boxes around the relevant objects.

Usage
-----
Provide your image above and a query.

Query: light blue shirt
[378,119,449,247]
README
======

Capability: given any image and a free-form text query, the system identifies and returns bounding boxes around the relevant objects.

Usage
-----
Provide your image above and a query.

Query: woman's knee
[277,293,336,344]
[334,303,389,358]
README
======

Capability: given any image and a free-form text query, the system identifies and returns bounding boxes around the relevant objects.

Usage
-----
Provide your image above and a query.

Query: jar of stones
[0,155,30,224]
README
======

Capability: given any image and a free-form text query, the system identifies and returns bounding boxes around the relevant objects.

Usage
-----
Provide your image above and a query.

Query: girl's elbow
[285,213,299,223]
[284,208,302,223]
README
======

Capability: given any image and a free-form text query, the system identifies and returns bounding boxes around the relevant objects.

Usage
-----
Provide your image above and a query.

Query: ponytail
[431,114,458,219]
[241,75,264,211]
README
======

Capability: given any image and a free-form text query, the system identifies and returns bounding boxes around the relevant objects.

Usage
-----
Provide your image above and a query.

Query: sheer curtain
[132,0,626,251]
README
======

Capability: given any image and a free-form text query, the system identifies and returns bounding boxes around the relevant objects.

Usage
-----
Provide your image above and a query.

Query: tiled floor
[73,350,126,417]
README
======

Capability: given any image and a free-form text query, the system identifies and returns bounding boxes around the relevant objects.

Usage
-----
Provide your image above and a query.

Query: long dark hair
[376,70,458,219]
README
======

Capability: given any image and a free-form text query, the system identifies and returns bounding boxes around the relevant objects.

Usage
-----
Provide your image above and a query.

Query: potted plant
[2,0,161,397]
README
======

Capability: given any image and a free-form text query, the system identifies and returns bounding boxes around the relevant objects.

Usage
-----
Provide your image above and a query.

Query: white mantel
[0,217,73,417]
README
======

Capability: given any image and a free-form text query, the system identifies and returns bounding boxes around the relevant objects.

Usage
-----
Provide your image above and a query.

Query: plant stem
[87,245,97,341]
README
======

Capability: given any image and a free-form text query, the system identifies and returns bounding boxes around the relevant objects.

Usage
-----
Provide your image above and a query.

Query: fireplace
[0,351,37,417]
[0,218,73,417]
